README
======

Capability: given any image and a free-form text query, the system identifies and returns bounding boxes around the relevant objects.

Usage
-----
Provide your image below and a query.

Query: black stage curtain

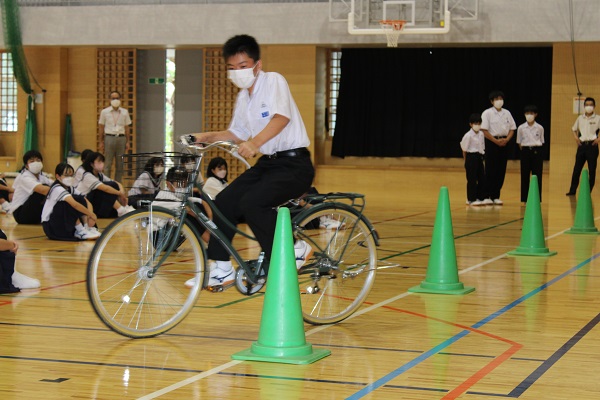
[331,47,553,159]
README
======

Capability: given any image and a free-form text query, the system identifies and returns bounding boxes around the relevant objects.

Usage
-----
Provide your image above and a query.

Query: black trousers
[484,138,509,200]
[0,229,18,293]
[0,178,10,202]
[520,147,544,202]
[464,153,487,202]
[87,181,119,218]
[13,191,47,224]
[569,143,599,193]
[207,153,315,263]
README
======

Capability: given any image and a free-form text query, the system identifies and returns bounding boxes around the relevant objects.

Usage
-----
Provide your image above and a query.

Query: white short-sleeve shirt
[42,182,74,222]
[74,166,85,187]
[481,107,517,137]
[517,122,545,147]
[460,129,485,154]
[128,171,160,196]
[76,172,113,195]
[98,106,132,135]
[7,169,53,213]
[202,177,227,200]
[572,113,600,141]
[228,71,310,155]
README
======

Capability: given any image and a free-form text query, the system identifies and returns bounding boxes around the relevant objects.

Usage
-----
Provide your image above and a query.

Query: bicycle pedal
[205,281,235,293]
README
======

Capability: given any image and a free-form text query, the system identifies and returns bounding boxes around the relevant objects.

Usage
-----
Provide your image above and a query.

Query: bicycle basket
[121,152,199,207]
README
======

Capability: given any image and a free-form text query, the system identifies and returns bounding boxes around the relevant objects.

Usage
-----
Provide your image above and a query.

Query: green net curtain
[1,0,37,151]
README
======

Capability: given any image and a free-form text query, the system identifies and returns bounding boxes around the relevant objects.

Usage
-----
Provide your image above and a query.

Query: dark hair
[166,166,189,185]
[109,90,121,99]
[524,104,538,114]
[80,149,93,162]
[585,97,596,106]
[469,113,482,124]
[223,34,260,63]
[488,90,505,101]
[55,162,74,176]
[180,155,197,165]
[23,150,43,165]
[144,157,164,176]
[206,157,228,182]
[83,152,105,173]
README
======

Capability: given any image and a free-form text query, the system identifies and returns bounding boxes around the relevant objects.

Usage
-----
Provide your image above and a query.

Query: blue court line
[346,252,600,399]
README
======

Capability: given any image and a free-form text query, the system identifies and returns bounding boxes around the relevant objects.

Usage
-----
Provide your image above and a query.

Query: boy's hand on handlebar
[238,140,259,158]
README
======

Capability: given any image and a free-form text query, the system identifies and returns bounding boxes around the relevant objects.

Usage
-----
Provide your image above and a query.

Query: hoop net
[380,20,406,47]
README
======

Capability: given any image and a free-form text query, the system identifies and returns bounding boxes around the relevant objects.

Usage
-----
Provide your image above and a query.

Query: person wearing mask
[202,157,228,199]
[566,97,600,195]
[6,150,52,224]
[481,90,516,205]
[128,157,165,207]
[98,91,132,183]
[42,162,101,241]
[516,105,545,203]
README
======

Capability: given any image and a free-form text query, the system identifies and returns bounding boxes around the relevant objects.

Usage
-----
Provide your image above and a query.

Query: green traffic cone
[232,208,330,364]
[409,187,475,295]
[508,175,557,256]
[566,169,600,234]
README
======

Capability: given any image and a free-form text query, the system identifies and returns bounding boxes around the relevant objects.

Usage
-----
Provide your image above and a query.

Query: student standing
[516,105,545,203]
[481,90,516,205]
[460,114,489,206]
[98,91,132,183]
[566,97,600,195]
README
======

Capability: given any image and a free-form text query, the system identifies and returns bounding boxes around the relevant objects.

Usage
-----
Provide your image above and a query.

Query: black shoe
[566,192,576,196]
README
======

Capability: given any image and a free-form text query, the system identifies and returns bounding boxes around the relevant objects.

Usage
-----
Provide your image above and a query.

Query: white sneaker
[482,198,494,205]
[294,240,314,270]
[465,200,471,205]
[117,205,136,217]
[319,216,346,230]
[86,226,100,235]
[74,229,100,240]
[0,201,10,213]
[206,262,235,287]
[185,276,200,288]
[12,271,41,289]
[493,198,504,205]
[471,200,483,206]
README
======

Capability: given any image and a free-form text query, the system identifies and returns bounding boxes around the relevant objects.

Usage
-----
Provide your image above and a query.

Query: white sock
[84,223,89,229]
[75,224,85,233]
[117,206,126,213]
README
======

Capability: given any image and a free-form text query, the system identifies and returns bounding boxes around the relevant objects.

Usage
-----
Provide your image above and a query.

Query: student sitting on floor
[6,150,53,224]
[76,152,134,218]
[0,173,14,213]
[73,149,93,188]
[42,163,101,241]
[202,156,229,200]
[128,156,164,208]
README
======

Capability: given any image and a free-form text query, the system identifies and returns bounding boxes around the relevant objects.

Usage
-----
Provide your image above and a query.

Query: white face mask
[185,162,195,172]
[525,114,535,123]
[493,99,504,109]
[227,64,258,89]
[28,161,43,174]
[472,124,481,132]
[62,176,74,187]
[585,105,595,114]
[215,170,227,179]
[111,99,121,108]
[154,166,165,175]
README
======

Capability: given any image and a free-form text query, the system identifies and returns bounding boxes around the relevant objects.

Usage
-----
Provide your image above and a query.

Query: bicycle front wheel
[87,208,205,338]
[294,205,377,325]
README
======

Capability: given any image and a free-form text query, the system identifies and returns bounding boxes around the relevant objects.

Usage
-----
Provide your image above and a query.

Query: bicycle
[86,141,380,338]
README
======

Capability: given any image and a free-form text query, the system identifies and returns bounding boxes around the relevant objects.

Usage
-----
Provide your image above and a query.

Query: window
[0,52,17,132]
[327,50,341,137]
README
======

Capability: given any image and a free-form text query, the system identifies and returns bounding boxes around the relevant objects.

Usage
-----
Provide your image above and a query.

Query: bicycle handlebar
[179,136,251,169]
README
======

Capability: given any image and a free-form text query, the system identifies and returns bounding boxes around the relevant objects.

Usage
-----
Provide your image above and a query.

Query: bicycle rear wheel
[293,205,377,325]
[87,208,205,338]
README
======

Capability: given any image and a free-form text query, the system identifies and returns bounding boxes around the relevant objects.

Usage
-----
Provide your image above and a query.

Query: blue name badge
[261,111,270,118]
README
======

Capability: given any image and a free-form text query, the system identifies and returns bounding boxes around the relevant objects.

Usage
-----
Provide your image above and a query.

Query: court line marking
[347,249,600,399]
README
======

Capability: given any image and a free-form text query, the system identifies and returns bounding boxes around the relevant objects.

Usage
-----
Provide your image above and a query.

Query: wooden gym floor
[1,167,600,399]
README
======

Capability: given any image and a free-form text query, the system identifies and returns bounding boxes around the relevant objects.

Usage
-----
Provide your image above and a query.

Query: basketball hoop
[380,20,406,47]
